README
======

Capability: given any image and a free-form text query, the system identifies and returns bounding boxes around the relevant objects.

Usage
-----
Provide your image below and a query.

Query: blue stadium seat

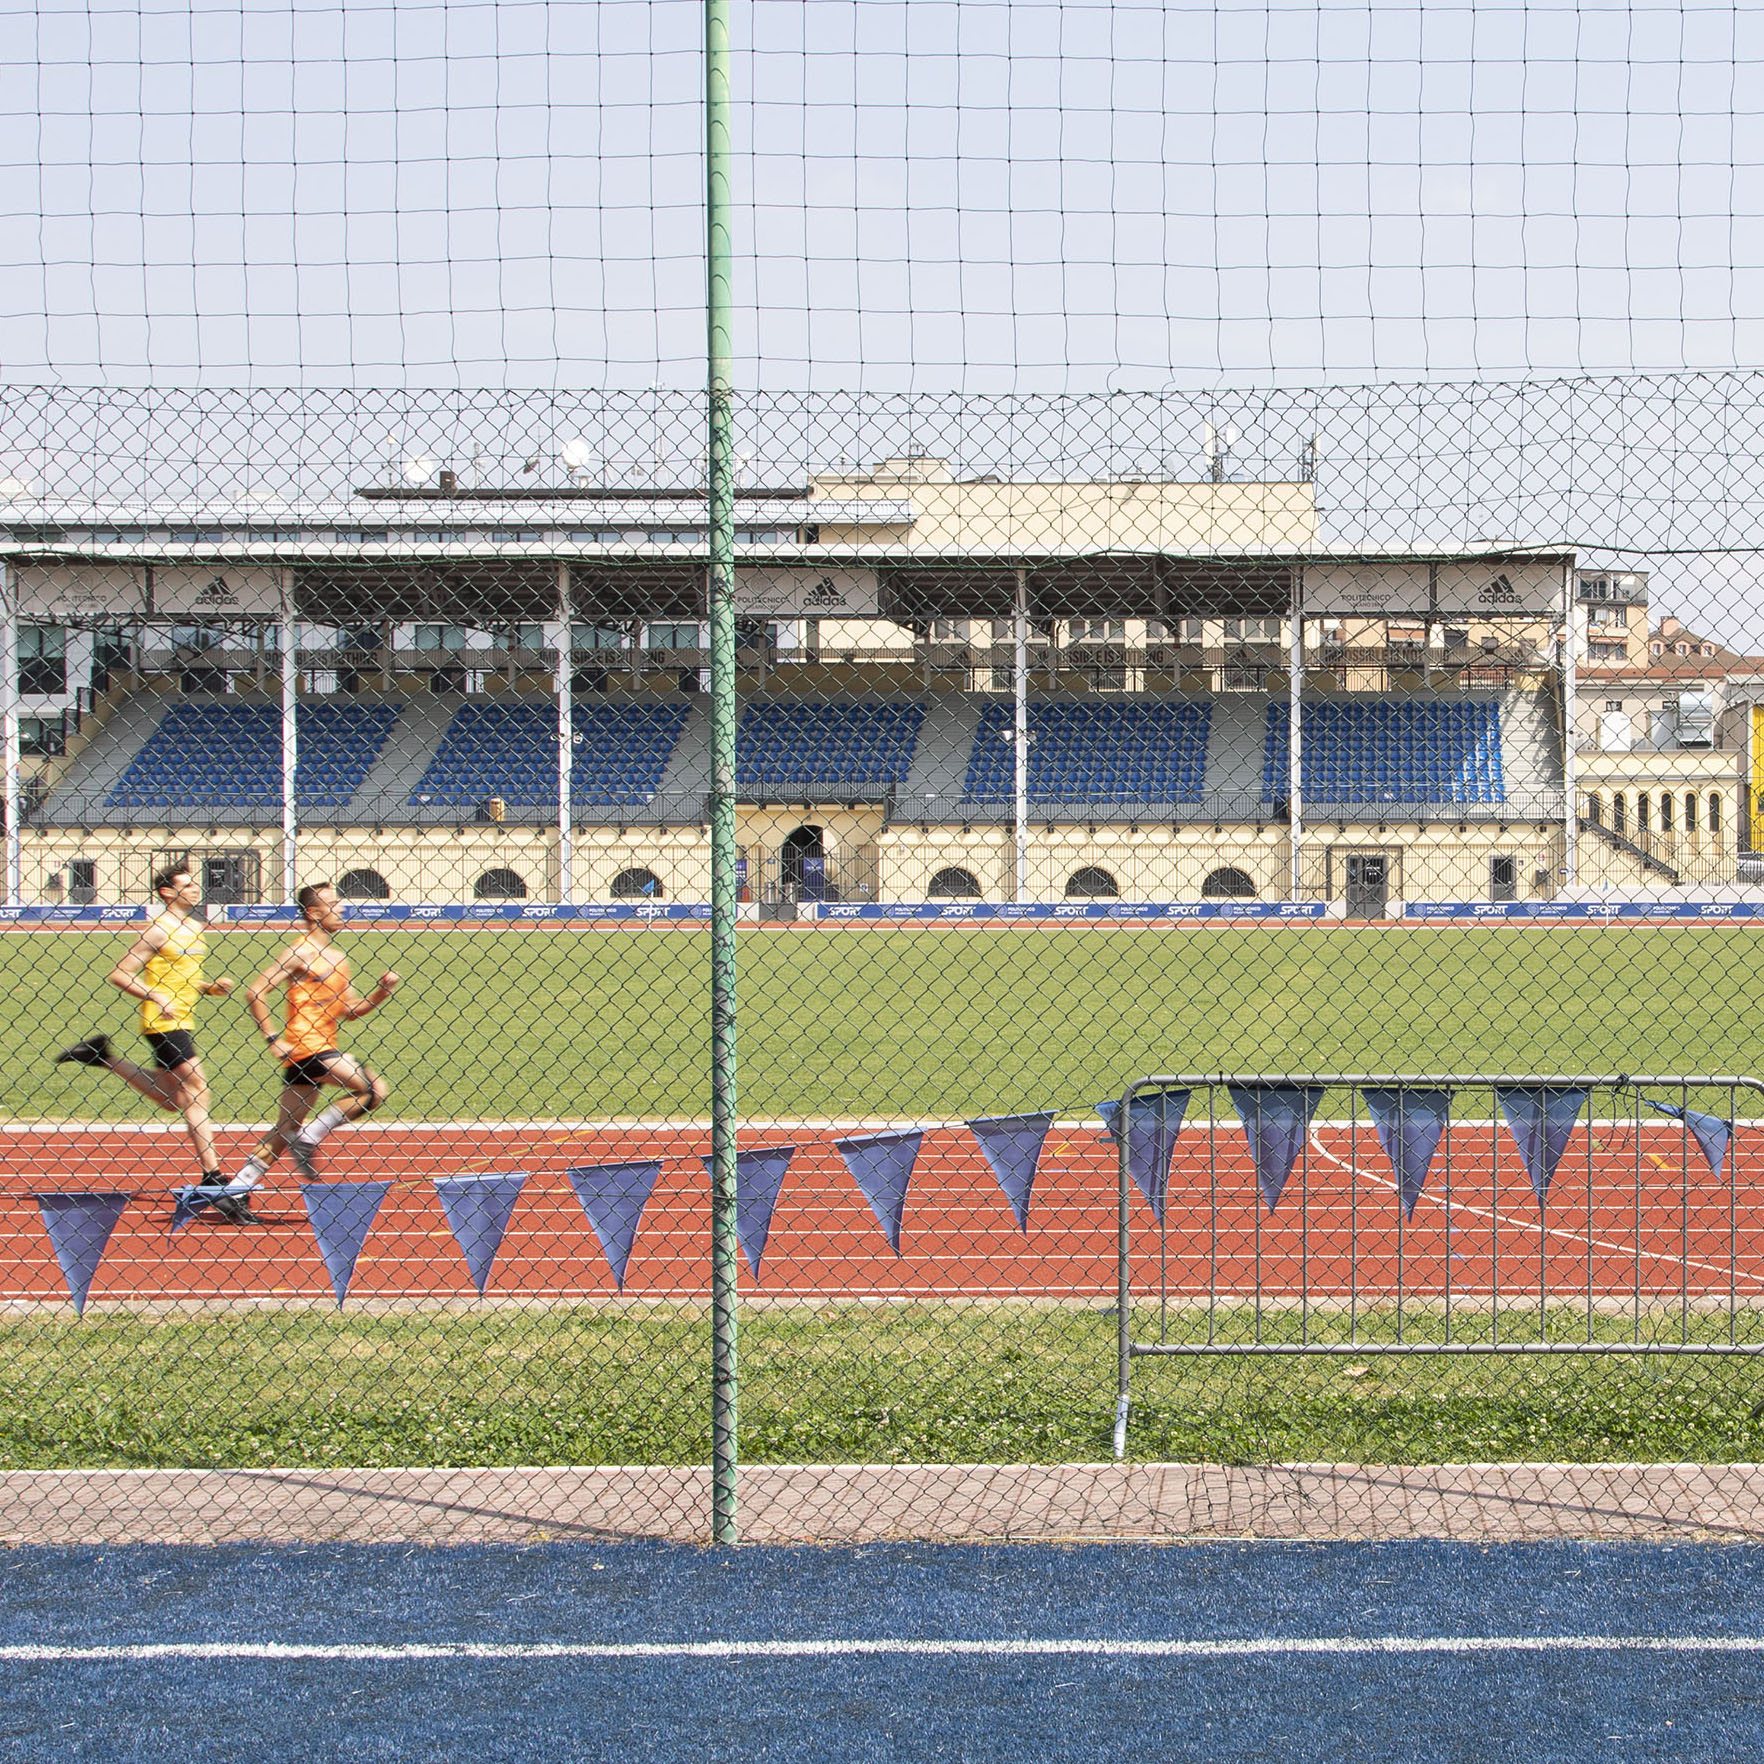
[107,702,399,811]
[964,701,1212,803]
[736,701,923,793]
[410,700,689,808]
[1261,700,1506,803]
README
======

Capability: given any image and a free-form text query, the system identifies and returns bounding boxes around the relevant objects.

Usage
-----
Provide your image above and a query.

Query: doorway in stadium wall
[780,825,827,902]
[1339,850,1394,919]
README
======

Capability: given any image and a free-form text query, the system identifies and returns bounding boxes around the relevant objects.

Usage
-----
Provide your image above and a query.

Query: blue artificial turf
[4,1541,1764,1762]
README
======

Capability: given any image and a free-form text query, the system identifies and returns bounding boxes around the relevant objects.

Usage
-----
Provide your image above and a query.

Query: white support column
[1287,577,1304,902]
[1,560,20,907]
[279,570,298,906]
[1013,568,1029,902]
[1560,558,1579,889]
[557,562,574,904]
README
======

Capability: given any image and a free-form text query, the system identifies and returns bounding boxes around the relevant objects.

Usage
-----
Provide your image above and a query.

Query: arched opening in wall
[1637,793,1651,832]
[336,868,391,901]
[1586,793,1603,827]
[1201,866,1257,900]
[1661,793,1675,830]
[1684,792,1699,832]
[927,866,981,900]
[474,867,528,901]
[1613,793,1628,833]
[780,824,827,901]
[611,867,664,899]
[1065,865,1119,899]
[1710,793,1723,832]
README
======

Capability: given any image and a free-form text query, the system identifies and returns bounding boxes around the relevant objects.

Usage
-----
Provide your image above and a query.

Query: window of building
[1179,618,1207,643]
[1586,793,1603,826]
[1660,793,1674,830]
[1388,625,1426,646]
[1651,641,1664,657]
[19,714,65,755]
[1067,618,1125,645]
[646,623,703,651]
[1613,793,1628,832]
[1684,792,1698,831]
[929,618,969,642]
[1589,606,1626,627]
[1637,793,1651,831]
[572,623,627,651]
[927,866,981,899]
[610,867,663,899]
[473,867,528,900]
[1223,617,1279,642]
[1674,642,1690,656]
[1710,793,1723,832]
[414,623,467,652]
[1064,865,1119,899]
[19,624,66,695]
[1605,700,1626,712]
[1702,643,1716,656]
[1443,627,1469,650]
[337,868,391,900]
[506,623,544,650]
[734,619,781,651]
[1201,866,1257,899]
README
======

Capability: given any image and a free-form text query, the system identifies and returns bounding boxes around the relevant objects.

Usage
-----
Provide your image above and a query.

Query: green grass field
[8,919,1762,1474]
[5,921,1760,1124]
[4,1304,1761,1469]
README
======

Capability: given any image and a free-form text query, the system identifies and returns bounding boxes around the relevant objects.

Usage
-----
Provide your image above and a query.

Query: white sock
[295,1104,350,1148]
[226,1156,268,1195]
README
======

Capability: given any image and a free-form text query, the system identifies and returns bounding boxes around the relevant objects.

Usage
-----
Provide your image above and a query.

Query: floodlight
[559,439,593,473]
[402,456,436,486]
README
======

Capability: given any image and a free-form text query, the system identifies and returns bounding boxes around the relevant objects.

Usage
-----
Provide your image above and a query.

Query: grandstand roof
[0,486,1574,620]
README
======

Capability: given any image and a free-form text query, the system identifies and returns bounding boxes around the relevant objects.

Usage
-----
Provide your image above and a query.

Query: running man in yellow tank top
[230,881,399,1190]
[54,862,242,1213]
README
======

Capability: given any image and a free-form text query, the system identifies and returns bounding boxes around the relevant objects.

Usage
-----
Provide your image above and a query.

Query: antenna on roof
[1203,421,1238,484]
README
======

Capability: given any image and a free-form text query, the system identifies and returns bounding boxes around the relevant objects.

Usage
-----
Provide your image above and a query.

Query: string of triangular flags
[24,1086,1735,1310]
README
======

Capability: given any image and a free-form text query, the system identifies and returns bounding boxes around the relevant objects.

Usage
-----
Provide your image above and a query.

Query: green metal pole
[705,0,740,1545]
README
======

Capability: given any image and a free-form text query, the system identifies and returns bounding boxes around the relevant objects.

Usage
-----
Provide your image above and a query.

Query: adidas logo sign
[194,576,238,606]
[1477,573,1521,605]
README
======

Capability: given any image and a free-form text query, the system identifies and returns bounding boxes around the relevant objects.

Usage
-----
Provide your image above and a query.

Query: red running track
[1,1120,1760,1305]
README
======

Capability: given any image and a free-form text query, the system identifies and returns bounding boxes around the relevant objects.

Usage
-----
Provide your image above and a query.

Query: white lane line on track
[1,1118,1730,1135]
[1306,1134,1764,1287]
[4,1634,1764,1663]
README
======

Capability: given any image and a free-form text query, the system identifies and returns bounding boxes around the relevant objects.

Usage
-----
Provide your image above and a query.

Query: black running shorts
[283,1049,342,1087]
[143,1029,198,1071]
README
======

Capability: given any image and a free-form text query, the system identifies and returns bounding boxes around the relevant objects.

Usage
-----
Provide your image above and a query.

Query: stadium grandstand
[0,455,1745,912]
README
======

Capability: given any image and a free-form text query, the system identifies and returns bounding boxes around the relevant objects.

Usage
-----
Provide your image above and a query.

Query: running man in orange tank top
[229,881,399,1191]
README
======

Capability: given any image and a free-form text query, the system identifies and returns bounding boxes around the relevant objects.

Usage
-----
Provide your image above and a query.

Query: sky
[3,0,1764,393]
[6,0,1764,642]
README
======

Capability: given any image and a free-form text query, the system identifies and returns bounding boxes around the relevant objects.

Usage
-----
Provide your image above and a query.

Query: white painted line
[1308,1133,1764,1287]
[0,1118,1016,1136]
[4,1634,1764,1664]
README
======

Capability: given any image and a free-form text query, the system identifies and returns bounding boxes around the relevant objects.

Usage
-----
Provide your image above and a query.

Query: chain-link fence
[4,384,1764,1543]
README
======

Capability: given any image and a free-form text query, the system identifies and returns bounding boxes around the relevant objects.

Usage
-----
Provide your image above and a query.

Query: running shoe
[211,1194,266,1225]
[288,1138,317,1181]
[54,1034,113,1068]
